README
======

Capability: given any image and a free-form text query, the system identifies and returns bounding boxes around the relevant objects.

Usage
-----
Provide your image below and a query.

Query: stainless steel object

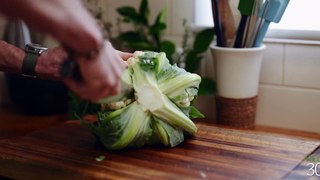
[3,19,31,48]
[2,19,69,115]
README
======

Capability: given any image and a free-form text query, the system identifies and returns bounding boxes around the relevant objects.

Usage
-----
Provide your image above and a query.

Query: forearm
[0,0,103,53]
[0,40,24,73]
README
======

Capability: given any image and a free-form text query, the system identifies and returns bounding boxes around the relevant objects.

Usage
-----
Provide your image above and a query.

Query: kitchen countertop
[0,107,319,179]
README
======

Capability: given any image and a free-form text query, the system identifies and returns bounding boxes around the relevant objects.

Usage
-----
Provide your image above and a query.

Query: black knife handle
[60,57,82,81]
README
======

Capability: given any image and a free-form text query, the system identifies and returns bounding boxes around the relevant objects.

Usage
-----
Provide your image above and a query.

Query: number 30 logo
[307,163,320,176]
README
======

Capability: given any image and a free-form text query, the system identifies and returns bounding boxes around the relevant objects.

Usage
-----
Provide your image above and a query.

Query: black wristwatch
[22,43,48,77]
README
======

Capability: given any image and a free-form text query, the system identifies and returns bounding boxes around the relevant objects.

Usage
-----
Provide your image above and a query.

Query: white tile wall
[170,0,194,35]
[260,43,284,85]
[256,41,320,133]
[256,85,320,132]
[284,44,320,89]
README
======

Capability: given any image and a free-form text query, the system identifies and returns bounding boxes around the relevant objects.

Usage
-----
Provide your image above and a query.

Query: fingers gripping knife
[60,51,132,103]
[60,58,82,81]
[60,42,105,81]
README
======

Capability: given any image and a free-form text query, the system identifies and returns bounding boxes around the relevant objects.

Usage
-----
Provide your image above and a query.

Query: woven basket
[216,96,258,129]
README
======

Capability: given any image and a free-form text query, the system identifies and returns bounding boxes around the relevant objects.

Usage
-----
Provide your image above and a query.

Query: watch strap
[22,53,39,77]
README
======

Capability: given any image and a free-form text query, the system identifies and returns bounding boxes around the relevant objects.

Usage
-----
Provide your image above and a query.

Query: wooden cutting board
[0,120,319,179]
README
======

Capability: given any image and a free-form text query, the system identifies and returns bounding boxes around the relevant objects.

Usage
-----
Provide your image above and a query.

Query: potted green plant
[85,0,216,118]
[111,0,215,93]
[107,0,175,60]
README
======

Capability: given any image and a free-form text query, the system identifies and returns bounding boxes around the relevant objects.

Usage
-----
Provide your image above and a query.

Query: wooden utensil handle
[219,0,236,47]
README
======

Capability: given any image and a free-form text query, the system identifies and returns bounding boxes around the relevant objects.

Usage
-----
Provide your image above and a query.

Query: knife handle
[60,58,82,81]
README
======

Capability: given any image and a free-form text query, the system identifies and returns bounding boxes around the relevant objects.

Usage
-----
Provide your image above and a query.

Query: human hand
[63,42,129,102]
[117,50,133,61]
[1,0,103,54]
[35,47,68,80]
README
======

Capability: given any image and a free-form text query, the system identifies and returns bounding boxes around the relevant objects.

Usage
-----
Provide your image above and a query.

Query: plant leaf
[126,41,155,51]
[117,7,146,25]
[198,77,216,96]
[148,8,168,48]
[95,155,105,162]
[160,40,175,62]
[189,106,205,119]
[139,0,149,26]
[193,28,214,53]
[149,8,167,34]
[185,50,202,73]
[117,6,136,17]
[149,23,166,34]
[68,92,100,119]
[153,117,184,147]
[117,31,145,43]
[156,8,167,24]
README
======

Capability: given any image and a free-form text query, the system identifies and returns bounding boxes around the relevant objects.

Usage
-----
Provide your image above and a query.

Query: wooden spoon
[219,0,236,47]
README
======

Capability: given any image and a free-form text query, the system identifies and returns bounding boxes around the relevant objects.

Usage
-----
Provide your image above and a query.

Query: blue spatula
[253,0,290,47]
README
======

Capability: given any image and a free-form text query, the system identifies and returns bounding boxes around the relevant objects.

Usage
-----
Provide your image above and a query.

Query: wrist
[21,43,48,78]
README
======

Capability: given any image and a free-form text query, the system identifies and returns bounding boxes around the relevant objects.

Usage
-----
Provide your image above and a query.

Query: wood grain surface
[0,116,319,180]
[0,107,68,139]
[283,146,320,179]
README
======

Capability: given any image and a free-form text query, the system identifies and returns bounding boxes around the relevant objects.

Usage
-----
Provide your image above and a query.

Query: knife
[60,58,82,81]
[60,57,133,104]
